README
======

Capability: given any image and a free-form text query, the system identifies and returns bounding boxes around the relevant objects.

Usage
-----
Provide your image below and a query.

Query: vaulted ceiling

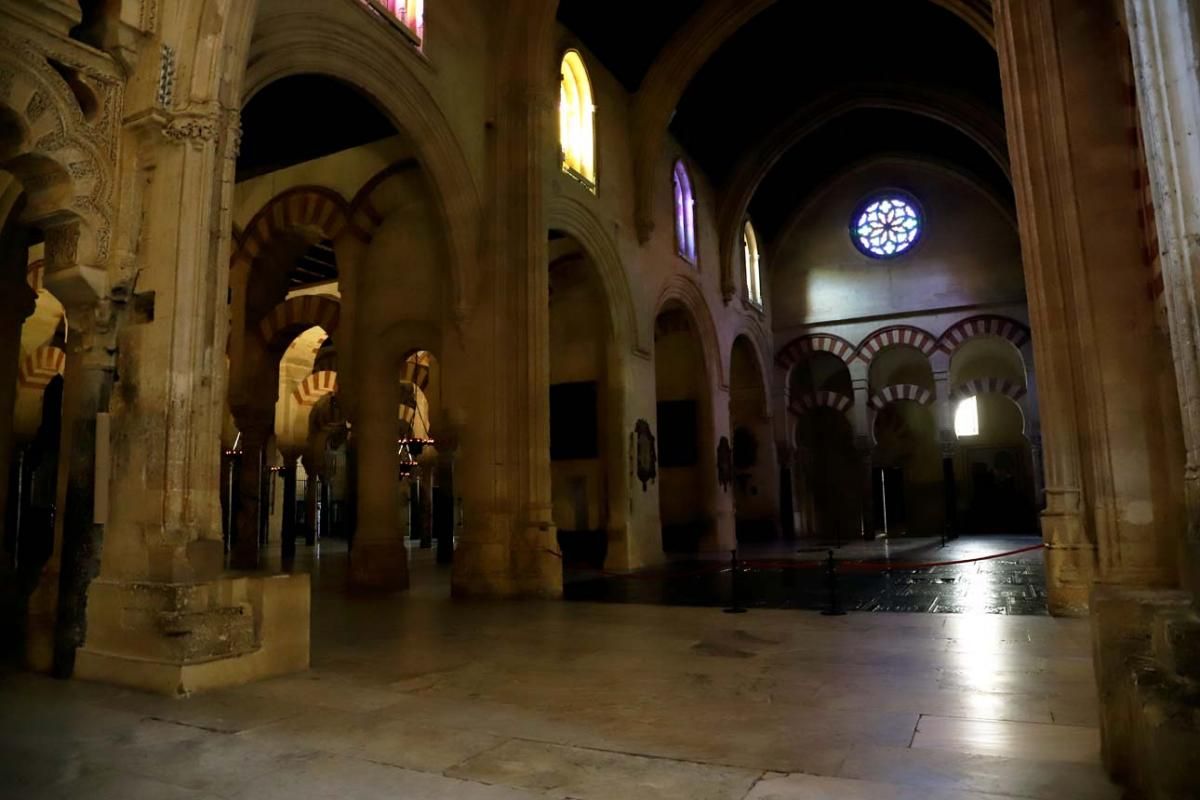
[558,0,1008,241]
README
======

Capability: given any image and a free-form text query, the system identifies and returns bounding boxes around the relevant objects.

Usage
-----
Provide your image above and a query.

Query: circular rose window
[852,194,923,258]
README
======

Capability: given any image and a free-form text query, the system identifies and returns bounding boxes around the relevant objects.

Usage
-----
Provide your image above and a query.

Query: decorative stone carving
[156,44,175,109]
[163,115,222,145]
[25,89,48,122]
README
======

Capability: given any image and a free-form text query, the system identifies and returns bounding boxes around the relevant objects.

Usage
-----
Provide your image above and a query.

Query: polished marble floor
[565,535,1049,615]
[1,547,1116,799]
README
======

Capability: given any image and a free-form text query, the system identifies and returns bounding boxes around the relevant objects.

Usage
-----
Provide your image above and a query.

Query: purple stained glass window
[852,193,922,258]
[673,161,697,263]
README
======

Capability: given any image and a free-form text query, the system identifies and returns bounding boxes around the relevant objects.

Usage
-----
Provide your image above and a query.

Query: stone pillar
[418,465,434,550]
[279,454,298,566]
[450,26,560,598]
[777,445,796,539]
[850,376,874,539]
[73,45,308,692]
[48,305,114,678]
[997,0,1185,613]
[932,364,957,538]
[302,462,319,546]
[855,443,875,541]
[1124,0,1200,597]
[931,358,955,448]
[230,414,271,571]
[348,346,406,590]
[435,447,456,565]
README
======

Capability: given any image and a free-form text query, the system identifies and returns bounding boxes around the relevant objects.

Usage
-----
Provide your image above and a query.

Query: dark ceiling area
[749,108,1013,241]
[237,75,395,183]
[555,0,698,92]
[671,0,1002,184]
[556,0,1007,238]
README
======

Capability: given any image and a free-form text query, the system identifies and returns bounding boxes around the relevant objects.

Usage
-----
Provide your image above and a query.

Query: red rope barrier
[548,542,1045,579]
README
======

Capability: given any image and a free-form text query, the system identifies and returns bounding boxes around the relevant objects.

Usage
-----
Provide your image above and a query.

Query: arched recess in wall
[546,195,646,358]
[244,7,483,317]
[938,314,1032,370]
[729,335,776,542]
[654,274,725,390]
[629,1,997,244]
[716,87,1009,300]
[776,333,857,392]
[870,389,940,537]
[654,300,718,553]
[0,37,114,302]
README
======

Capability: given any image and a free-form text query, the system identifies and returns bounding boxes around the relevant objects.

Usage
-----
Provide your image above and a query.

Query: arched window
[743,220,763,308]
[560,51,596,187]
[377,0,424,41]
[673,160,697,263]
[955,396,980,437]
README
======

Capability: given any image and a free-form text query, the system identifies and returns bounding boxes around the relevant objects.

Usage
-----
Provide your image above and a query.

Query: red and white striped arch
[938,315,1031,356]
[951,377,1027,402]
[19,346,65,389]
[258,295,341,350]
[233,187,352,270]
[776,333,857,369]
[855,325,937,364]
[292,370,339,406]
[790,390,854,416]
[869,384,934,410]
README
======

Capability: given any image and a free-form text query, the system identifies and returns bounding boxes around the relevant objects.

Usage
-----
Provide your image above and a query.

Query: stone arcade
[0,1,1198,798]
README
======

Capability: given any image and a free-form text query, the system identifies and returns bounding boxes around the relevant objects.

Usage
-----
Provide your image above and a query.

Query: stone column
[418,465,434,550]
[997,0,1185,612]
[348,345,406,589]
[230,413,271,571]
[47,304,115,678]
[1124,0,1200,597]
[435,447,456,564]
[777,444,796,539]
[932,364,957,538]
[309,465,324,546]
[850,376,874,539]
[450,38,559,598]
[73,71,309,691]
[279,454,298,566]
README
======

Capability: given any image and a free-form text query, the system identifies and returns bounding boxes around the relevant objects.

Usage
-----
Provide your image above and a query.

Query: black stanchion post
[723,548,747,614]
[821,549,847,616]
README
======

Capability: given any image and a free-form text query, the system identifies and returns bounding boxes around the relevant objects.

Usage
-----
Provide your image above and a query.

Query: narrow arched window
[560,51,596,188]
[673,160,697,263]
[955,396,980,437]
[378,0,424,41]
[743,220,762,308]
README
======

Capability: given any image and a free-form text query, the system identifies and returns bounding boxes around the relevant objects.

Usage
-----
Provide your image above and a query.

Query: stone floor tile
[226,752,547,800]
[910,715,1101,764]
[838,744,1121,799]
[446,739,762,800]
[744,772,1010,799]
[25,767,222,800]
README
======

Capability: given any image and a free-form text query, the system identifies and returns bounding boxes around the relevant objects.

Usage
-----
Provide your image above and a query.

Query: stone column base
[73,573,309,696]
[1045,542,1097,616]
[348,540,410,591]
[1090,585,1199,797]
